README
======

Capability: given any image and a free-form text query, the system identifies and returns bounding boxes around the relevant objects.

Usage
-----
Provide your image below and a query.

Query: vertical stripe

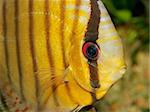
[60,0,67,68]
[2,0,11,85]
[89,61,100,89]
[14,0,25,101]
[44,0,59,106]
[84,0,100,42]
[28,0,39,110]
[60,0,79,104]
[90,90,97,103]
[84,0,101,104]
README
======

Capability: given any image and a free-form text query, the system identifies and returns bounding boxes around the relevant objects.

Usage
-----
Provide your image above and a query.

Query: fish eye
[82,42,100,60]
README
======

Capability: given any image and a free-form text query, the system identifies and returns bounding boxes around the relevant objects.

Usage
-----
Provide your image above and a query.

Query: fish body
[0,0,126,112]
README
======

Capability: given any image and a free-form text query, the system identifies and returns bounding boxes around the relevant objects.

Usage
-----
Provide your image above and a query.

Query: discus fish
[0,0,126,112]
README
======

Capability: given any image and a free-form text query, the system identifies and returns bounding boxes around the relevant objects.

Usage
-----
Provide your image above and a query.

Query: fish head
[69,0,126,100]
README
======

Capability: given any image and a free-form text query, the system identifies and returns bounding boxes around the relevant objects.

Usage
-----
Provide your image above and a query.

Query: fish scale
[0,0,126,112]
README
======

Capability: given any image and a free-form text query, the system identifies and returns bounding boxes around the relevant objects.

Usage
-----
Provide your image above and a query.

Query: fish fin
[37,66,71,87]
[0,85,30,112]
[36,66,72,107]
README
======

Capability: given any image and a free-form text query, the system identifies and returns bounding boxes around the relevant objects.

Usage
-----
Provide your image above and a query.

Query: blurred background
[95,0,149,112]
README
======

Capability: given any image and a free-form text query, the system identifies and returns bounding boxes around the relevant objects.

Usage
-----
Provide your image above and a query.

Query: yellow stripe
[47,0,68,108]
[5,0,21,98]
[0,0,10,86]
[32,1,50,74]
[39,0,53,109]
[28,0,40,110]
[18,0,37,107]
[14,0,26,100]
[47,2,64,107]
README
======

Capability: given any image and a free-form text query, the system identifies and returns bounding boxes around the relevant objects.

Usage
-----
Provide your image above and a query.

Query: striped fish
[0,0,126,112]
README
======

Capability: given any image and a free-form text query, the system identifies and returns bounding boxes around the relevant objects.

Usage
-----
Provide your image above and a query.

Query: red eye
[82,42,100,60]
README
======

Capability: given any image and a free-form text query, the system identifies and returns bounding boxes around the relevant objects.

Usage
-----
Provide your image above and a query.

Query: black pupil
[86,45,97,59]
